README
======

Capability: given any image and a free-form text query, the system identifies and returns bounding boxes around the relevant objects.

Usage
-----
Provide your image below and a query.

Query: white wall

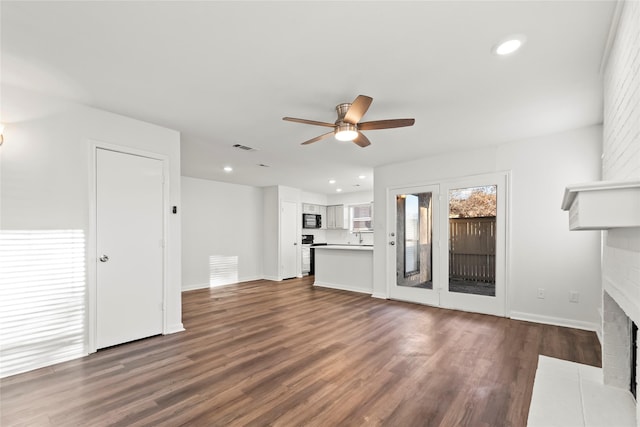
[374,125,602,330]
[496,126,602,329]
[263,186,279,280]
[1,85,183,361]
[181,177,263,290]
[301,191,328,206]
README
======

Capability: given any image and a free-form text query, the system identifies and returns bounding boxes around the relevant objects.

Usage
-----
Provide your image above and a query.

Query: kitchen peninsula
[313,245,374,294]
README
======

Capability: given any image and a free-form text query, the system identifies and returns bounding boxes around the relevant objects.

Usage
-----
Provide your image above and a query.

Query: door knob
[99,255,109,262]
[389,241,395,246]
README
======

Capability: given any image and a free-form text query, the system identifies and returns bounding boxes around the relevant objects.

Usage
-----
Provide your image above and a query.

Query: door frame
[439,172,509,317]
[87,140,170,354]
[280,200,300,280]
[385,171,511,317]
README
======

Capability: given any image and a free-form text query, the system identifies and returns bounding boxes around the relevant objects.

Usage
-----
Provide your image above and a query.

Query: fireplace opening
[632,321,637,399]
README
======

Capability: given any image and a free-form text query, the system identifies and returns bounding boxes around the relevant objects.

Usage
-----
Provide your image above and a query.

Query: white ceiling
[1,1,616,194]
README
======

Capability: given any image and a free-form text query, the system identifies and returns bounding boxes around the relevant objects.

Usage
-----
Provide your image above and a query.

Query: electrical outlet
[537,288,545,299]
[569,291,580,303]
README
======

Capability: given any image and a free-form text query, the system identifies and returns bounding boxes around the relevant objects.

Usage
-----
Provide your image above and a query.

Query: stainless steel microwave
[303,213,321,229]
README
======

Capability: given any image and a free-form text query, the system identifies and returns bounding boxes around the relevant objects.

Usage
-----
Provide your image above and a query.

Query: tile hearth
[528,356,636,426]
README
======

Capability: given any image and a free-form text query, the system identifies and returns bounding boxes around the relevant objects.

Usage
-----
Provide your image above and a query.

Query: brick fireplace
[600,1,640,424]
[601,228,640,424]
[602,290,638,395]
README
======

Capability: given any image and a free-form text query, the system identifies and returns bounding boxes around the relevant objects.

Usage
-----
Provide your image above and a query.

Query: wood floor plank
[0,276,601,426]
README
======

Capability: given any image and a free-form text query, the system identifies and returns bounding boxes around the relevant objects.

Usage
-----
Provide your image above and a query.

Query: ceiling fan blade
[352,132,371,148]
[343,95,373,124]
[358,118,415,130]
[301,131,335,145]
[283,117,336,128]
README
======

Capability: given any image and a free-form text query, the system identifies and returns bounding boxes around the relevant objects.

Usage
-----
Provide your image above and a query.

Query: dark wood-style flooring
[1,277,601,426]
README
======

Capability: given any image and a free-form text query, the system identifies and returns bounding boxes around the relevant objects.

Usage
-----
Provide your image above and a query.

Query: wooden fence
[449,217,496,283]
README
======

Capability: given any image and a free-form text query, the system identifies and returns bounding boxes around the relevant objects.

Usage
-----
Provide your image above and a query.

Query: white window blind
[350,203,374,232]
[209,255,238,287]
[0,230,86,378]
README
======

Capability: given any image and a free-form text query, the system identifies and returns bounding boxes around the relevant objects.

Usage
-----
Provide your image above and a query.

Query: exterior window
[350,203,373,232]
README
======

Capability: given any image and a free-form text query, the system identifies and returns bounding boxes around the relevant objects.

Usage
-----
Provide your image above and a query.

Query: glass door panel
[388,185,440,306]
[448,185,497,297]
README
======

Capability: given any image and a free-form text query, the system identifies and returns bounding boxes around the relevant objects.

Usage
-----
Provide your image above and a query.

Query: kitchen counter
[313,245,374,294]
[314,244,373,251]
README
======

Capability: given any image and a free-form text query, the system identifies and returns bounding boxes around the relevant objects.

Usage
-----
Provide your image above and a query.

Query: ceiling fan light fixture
[335,123,358,141]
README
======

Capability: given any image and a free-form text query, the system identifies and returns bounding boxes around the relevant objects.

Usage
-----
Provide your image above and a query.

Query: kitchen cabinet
[301,245,311,274]
[326,205,348,229]
[313,245,374,294]
[302,203,320,214]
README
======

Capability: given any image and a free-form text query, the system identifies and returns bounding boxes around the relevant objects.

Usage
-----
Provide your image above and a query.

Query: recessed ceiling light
[336,188,343,192]
[358,175,366,179]
[493,35,526,56]
[329,179,336,184]
[223,166,233,172]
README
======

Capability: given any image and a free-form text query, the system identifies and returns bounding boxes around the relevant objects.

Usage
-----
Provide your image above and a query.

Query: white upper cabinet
[302,203,319,214]
[326,205,348,229]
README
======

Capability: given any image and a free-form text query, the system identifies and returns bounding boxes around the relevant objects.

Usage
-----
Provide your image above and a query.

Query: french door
[388,173,507,316]
[388,185,441,306]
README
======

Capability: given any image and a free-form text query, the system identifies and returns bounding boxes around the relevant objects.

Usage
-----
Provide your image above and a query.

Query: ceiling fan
[283,95,415,148]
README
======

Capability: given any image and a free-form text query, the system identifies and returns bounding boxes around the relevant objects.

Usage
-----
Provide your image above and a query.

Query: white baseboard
[510,311,600,333]
[238,275,263,283]
[371,292,388,299]
[262,275,281,282]
[313,281,372,295]
[165,323,185,334]
[182,282,209,292]
[182,276,266,292]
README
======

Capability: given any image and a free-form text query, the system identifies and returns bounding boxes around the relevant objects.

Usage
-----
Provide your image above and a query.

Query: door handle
[99,255,109,262]
[294,242,298,245]
[389,241,395,246]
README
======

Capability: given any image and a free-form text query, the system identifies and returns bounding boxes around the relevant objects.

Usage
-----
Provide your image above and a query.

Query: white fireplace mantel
[561,180,640,230]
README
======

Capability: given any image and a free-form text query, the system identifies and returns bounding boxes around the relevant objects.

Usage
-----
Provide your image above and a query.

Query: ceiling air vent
[232,144,256,152]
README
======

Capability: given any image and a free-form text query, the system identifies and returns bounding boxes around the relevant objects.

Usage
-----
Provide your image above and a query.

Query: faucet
[357,231,363,245]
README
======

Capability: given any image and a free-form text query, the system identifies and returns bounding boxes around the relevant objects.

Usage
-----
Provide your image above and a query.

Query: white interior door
[281,201,298,279]
[96,148,164,349]
[388,185,441,306]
